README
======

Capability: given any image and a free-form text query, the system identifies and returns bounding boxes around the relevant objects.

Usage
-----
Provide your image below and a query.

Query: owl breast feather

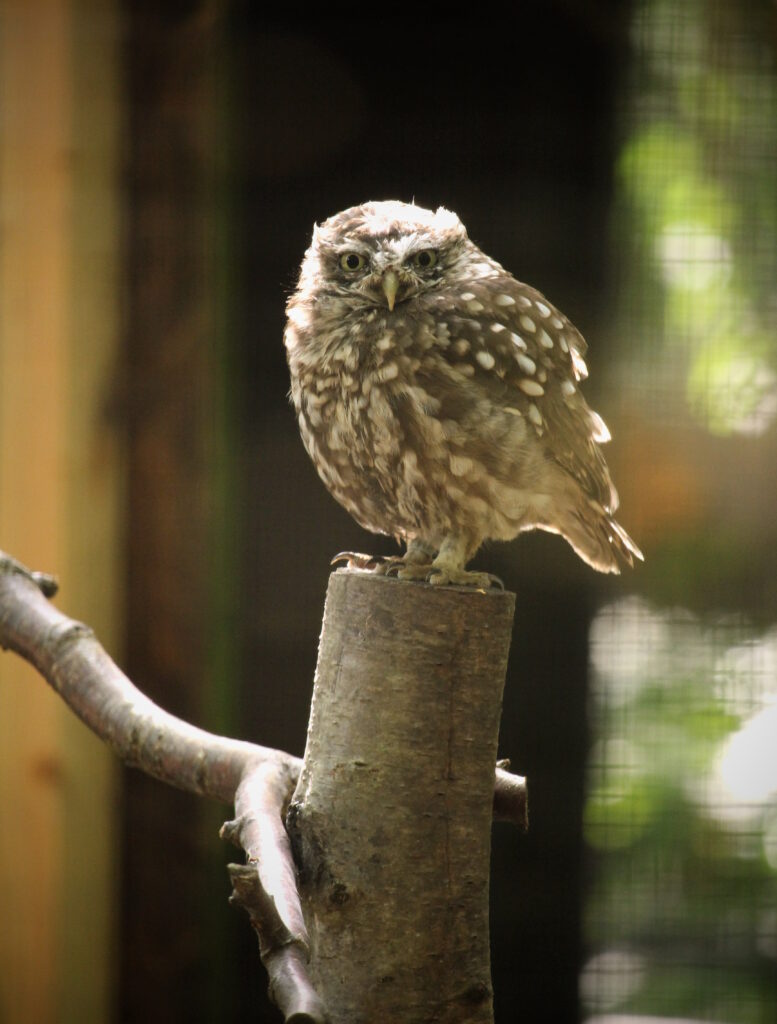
[288,309,546,545]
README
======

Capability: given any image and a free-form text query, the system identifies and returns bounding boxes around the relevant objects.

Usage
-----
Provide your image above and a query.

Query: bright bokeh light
[657,222,732,291]
[687,342,777,437]
[709,702,777,823]
[580,949,647,1013]
[589,598,704,709]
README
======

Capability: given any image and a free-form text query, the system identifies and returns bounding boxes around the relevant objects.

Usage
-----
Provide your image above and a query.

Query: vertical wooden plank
[0,1,121,1020]
[59,3,122,1019]
[0,4,71,1018]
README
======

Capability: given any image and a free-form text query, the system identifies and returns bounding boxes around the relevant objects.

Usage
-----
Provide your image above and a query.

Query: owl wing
[426,277,619,513]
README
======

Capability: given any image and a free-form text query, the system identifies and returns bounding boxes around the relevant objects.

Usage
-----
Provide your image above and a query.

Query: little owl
[285,200,642,588]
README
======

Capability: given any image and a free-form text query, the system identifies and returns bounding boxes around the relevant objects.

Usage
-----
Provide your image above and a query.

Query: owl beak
[381,270,399,311]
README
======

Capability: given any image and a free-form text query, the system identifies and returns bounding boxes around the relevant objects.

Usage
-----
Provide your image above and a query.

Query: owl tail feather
[542,508,644,575]
[607,516,644,570]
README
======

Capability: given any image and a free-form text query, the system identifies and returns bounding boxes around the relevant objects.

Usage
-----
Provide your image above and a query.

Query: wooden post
[287,570,515,1024]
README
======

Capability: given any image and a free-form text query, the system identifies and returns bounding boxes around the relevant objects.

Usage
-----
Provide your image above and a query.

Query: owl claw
[331,551,381,570]
[331,552,406,574]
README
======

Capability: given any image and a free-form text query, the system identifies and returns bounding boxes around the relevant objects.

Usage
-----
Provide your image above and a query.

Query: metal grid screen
[582,2,777,1022]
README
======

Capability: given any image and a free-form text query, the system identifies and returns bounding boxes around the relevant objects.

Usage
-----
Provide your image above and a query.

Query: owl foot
[330,552,404,573]
[384,561,435,582]
[384,561,503,590]
[428,568,504,590]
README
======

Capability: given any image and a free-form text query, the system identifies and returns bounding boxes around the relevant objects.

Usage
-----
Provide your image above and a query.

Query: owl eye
[339,252,367,272]
[411,249,437,270]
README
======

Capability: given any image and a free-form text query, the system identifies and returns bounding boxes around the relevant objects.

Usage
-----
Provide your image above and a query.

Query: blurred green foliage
[584,601,777,1022]
[611,0,777,439]
[583,8,777,1016]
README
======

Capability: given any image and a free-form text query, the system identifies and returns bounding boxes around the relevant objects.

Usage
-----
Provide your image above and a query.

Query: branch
[0,551,323,1024]
[494,762,529,830]
[221,763,327,1022]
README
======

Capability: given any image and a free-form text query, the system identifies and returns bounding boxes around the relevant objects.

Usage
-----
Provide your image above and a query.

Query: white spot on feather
[496,293,516,306]
[476,351,496,370]
[491,322,506,333]
[519,315,536,333]
[528,403,543,427]
[561,379,576,397]
[460,291,476,301]
[509,332,527,350]
[449,454,474,477]
[571,349,589,380]
[379,362,399,381]
[435,322,451,346]
[590,411,611,442]
[516,353,536,375]
[519,379,545,396]
[538,329,554,349]
[535,301,551,318]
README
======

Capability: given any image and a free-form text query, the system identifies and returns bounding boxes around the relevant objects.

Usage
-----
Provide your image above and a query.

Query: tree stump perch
[287,569,516,1024]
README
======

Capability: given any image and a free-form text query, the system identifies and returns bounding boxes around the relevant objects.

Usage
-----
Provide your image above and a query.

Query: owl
[285,200,642,588]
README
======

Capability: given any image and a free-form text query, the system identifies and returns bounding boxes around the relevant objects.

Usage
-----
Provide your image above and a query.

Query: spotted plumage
[285,200,642,586]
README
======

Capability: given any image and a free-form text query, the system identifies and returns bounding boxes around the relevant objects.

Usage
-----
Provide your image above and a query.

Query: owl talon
[331,551,380,570]
[331,552,409,575]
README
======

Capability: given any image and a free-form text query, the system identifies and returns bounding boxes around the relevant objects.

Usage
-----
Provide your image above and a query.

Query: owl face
[301,200,470,312]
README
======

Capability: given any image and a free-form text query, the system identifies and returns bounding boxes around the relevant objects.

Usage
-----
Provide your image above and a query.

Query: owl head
[299,200,471,312]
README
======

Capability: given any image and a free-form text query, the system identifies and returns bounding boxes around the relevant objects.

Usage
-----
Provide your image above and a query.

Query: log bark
[286,569,516,1024]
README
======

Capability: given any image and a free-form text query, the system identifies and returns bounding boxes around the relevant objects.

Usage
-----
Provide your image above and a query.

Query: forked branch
[0,550,320,1023]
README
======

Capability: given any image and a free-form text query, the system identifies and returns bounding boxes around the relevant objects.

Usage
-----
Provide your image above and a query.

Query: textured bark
[287,569,516,1024]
